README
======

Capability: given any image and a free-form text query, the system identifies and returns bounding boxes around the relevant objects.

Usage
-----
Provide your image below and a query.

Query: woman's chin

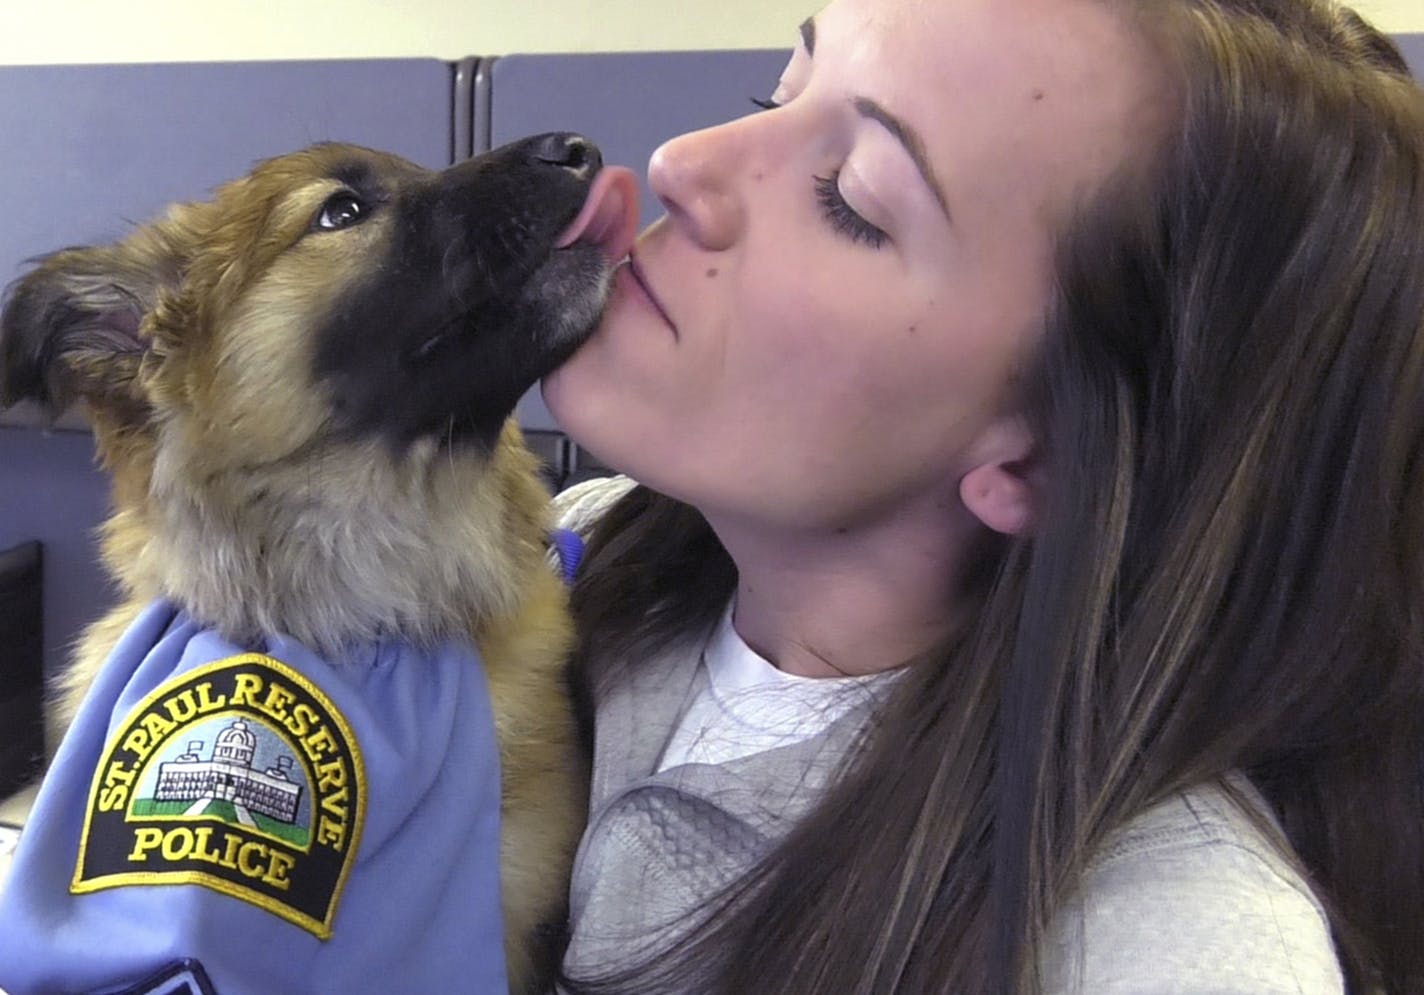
[541,355,614,453]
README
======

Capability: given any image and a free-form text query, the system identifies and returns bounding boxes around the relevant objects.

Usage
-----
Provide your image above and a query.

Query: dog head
[0,136,637,648]
[0,134,637,458]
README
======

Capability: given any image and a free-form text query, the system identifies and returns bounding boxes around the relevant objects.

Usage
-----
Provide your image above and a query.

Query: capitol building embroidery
[152,719,303,826]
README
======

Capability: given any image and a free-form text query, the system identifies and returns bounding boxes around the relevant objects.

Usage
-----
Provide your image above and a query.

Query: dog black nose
[528,133,602,177]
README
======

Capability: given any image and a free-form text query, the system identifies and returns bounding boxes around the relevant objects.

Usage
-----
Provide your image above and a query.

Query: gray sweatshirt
[556,477,1343,993]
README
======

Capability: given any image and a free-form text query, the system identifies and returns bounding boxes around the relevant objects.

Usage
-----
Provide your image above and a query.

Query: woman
[542,0,1424,990]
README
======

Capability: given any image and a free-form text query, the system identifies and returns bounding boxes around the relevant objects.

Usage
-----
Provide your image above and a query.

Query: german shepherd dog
[0,134,637,991]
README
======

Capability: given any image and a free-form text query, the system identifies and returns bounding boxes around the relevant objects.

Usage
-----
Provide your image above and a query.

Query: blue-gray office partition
[483,49,791,432]
[0,59,452,697]
[1399,33,1424,77]
[0,427,111,711]
[0,60,451,310]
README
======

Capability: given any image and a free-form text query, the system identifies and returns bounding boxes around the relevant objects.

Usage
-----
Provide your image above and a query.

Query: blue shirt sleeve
[0,600,508,995]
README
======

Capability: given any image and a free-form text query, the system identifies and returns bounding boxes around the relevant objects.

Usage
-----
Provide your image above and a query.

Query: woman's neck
[710,503,980,679]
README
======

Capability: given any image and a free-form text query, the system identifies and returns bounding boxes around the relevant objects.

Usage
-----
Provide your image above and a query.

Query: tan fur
[24,145,588,993]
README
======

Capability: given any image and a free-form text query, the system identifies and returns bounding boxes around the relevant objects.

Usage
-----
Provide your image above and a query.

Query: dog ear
[0,229,183,424]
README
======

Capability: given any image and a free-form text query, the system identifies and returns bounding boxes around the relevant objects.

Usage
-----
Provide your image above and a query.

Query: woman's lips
[555,166,676,334]
[625,250,676,333]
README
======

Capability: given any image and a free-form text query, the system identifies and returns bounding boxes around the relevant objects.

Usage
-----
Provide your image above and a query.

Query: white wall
[0,0,1416,66]
[0,1,813,65]
[1356,0,1424,32]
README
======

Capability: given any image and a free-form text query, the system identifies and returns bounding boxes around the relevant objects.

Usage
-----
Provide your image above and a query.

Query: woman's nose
[647,122,748,251]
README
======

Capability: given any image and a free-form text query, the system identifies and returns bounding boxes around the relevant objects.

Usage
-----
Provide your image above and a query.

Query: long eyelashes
[750,96,889,250]
[815,172,888,249]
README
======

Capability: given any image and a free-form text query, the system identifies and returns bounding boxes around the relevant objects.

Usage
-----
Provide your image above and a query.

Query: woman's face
[544,0,1162,532]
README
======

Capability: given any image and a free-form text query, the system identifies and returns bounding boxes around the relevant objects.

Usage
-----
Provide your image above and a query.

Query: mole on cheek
[706,267,719,278]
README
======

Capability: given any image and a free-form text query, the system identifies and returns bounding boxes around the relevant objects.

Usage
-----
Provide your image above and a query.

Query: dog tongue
[556,166,640,261]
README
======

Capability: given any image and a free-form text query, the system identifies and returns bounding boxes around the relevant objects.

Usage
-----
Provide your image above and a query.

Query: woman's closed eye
[748,95,889,250]
[815,172,888,249]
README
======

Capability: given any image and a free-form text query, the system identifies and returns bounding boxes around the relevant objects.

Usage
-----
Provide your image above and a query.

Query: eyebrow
[801,15,952,223]
[852,98,953,223]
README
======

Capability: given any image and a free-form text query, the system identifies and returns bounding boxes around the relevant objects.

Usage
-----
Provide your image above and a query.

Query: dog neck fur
[138,420,547,659]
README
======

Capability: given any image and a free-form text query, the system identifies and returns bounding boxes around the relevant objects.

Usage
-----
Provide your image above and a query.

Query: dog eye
[314,193,367,231]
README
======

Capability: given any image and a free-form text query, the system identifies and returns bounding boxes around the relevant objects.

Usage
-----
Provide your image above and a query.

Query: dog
[0,135,637,992]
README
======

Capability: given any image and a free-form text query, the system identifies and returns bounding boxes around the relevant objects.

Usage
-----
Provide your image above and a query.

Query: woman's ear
[958,419,1039,536]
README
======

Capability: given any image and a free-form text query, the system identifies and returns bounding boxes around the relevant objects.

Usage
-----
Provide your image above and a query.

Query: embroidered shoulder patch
[71,654,366,939]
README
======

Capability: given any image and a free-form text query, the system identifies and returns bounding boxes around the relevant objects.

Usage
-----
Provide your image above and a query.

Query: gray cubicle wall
[483,49,791,433]
[0,59,451,697]
[1400,32,1424,76]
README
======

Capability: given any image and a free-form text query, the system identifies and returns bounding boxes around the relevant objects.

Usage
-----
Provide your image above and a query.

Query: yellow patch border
[70,653,367,939]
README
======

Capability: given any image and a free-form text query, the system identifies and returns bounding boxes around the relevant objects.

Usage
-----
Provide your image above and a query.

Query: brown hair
[565,1,1424,991]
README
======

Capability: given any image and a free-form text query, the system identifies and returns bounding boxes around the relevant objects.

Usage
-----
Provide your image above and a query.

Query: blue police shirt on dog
[0,599,508,994]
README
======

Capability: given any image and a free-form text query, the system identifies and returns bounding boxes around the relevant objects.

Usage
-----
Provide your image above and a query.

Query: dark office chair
[0,541,44,797]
